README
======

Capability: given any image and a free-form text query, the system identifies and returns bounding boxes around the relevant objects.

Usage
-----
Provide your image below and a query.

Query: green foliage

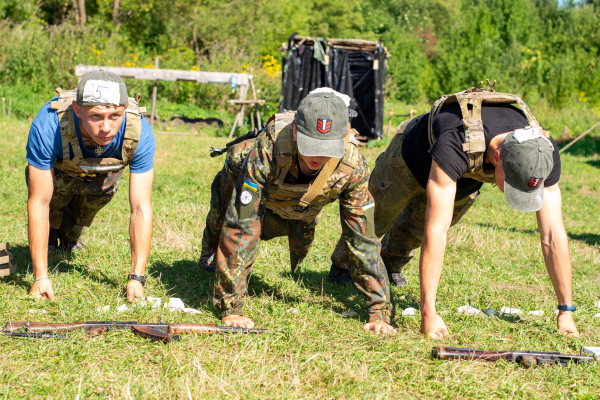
[0,0,599,128]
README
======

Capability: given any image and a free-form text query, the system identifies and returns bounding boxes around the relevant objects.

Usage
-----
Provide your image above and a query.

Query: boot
[381,255,411,288]
[57,230,86,253]
[388,270,408,288]
[327,264,353,285]
[198,246,217,272]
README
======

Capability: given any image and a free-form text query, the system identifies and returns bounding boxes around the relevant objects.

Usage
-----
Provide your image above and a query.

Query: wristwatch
[128,274,147,286]
[557,304,576,312]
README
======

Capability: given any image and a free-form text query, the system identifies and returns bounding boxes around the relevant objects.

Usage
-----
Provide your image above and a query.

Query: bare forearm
[419,229,447,315]
[540,230,573,305]
[129,204,152,275]
[27,198,50,278]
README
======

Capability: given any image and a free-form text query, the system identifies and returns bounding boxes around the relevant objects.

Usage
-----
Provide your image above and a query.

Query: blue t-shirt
[26,98,155,174]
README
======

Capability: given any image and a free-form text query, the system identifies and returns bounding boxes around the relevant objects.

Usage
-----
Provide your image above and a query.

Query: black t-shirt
[401,103,561,200]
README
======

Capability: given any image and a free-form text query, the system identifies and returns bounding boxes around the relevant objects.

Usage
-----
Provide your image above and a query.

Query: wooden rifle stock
[5,321,86,333]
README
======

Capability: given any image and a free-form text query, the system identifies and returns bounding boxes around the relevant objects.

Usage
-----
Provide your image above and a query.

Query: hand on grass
[30,278,56,300]
[126,280,144,303]
[557,311,579,337]
[222,315,254,329]
[420,313,449,339]
[362,321,397,334]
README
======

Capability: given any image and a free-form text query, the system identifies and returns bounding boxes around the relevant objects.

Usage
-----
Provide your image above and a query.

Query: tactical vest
[261,112,362,222]
[49,87,145,178]
[427,84,549,183]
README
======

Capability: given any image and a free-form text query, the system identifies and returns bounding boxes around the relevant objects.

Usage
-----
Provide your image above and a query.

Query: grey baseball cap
[502,127,554,212]
[76,70,129,107]
[295,92,348,158]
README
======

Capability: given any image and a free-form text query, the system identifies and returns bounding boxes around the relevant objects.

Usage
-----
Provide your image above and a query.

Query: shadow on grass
[476,223,600,247]
[5,244,122,291]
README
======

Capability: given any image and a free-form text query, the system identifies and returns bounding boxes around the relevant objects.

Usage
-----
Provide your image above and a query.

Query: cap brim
[504,178,544,212]
[296,131,345,158]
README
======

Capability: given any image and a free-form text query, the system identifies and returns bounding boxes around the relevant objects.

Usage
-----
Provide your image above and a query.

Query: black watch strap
[557,304,576,312]
[128,274,147,286]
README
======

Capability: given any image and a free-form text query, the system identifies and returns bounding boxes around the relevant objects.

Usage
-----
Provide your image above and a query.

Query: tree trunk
[72,0,80,26]
[112,0,120,23]
[78,0,87,25]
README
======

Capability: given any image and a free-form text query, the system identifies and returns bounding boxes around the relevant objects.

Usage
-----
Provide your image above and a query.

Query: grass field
[1,116,600,399]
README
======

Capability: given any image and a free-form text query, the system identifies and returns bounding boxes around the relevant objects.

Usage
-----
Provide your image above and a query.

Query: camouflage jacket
[214,116,393,323]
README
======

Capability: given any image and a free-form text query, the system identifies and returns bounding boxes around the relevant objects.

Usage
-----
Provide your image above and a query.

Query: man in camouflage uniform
[200,90,395,333]
[26,71,155,301]
[358,84,578,338]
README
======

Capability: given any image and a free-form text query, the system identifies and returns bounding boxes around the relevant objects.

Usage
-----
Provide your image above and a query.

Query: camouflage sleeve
[337,153,394,324]
[213,131,276,317]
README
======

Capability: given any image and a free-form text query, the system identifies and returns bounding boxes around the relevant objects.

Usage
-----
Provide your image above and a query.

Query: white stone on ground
[594,313,600,318]
[402,307,416,316]
[342,309,358,317]
[457,305,481,315]
[528,310,544,316]
[500,307,522,315]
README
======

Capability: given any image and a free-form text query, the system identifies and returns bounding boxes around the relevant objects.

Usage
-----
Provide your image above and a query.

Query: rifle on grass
[433,346,593,367]
[4,321,268,344]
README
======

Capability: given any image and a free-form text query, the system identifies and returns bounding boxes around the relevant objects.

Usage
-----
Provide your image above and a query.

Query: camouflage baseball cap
[295,92,348,158]
[501,127,554,212]
[76,70,129,107]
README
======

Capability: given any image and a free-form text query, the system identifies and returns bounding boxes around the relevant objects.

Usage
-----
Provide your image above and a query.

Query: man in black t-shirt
[365,90,578,339]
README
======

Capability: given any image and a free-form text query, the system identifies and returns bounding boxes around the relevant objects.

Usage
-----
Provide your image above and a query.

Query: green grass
[1,115,600,399]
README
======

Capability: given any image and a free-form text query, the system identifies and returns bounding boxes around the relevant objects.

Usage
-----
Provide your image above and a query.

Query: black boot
[327,264,352,285]
[388,270,408,288]
[381,255,411,288]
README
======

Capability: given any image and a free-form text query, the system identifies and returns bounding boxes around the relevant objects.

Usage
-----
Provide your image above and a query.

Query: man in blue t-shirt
[26,71,155,302]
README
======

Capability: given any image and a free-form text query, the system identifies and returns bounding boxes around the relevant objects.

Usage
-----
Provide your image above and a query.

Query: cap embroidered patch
[316,118,332,134]
[528,177,543,188]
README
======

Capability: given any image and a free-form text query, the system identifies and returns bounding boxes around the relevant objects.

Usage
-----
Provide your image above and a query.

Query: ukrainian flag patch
[243,179,258,192]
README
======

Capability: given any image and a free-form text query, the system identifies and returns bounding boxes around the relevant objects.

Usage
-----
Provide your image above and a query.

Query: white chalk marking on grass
[500,307,522,315]
[528,310,544,316]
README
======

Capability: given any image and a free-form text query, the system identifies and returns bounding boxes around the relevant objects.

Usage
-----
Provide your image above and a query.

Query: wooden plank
[0,242,9,252]
[0,253,12,265]
[0,262,15,277]
[75,65,250,85]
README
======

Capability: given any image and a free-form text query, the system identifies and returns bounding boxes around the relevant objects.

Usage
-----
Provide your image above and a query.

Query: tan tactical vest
[49,87,145,178]
[427,84,549,183]
[264,111,362,222]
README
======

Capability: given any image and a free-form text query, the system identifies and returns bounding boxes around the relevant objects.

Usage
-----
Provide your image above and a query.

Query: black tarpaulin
[280,35,388,139]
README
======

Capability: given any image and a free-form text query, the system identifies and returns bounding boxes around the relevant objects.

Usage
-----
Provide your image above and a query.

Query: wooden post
[228,84,248,138]
[150,57,159,129]
[410,108,416,119]
[387,108,393,138]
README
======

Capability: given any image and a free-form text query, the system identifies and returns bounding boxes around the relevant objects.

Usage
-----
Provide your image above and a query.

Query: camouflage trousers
[202,167,317,272]
[26,167,123,242]
[368,122,479,274]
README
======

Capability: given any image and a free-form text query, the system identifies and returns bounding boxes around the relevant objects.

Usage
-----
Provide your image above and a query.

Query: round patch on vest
[240,190,253,205]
